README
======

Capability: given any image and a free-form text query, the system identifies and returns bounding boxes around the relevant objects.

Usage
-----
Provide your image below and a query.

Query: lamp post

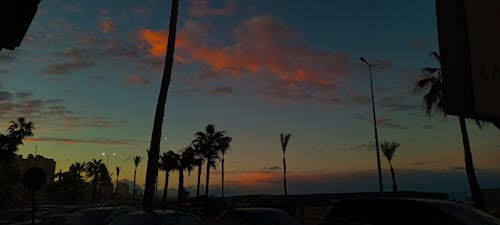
[360,57,384,196]
[101,152,116,168]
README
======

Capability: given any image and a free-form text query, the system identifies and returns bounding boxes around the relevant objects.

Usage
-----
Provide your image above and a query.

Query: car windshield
[436,203,500,225]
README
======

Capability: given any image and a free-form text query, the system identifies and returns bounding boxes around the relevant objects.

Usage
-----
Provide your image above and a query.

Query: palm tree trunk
[97,183,101,204]
[196,164,201,198]
[91,181,97,203]
[133,167,137,207]
[162,171,169,206]
[389,162,398,192]
[205,162,210,197]
[221,155,225,198]
[178,170,184,209]
[459,116,485,210]
[76,172,80,204]
[283,152,287,196]
[143,0,179,212]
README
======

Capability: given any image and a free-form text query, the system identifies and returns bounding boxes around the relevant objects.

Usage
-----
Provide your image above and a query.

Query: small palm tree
[177,147,195,209]
[280,133,291,196]
[380,141,400,192]
[218,135,232,198]
[159,150,179,207]
[115,166,120,194]
[132,155,142,207]
[191,143,204,199]
[416,51,484,210]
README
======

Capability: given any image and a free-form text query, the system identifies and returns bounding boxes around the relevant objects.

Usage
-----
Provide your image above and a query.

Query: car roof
[228,207,285,212]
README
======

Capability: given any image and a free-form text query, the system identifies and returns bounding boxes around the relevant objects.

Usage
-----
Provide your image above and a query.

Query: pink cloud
[123,75,150,85]
[187,0,236,17]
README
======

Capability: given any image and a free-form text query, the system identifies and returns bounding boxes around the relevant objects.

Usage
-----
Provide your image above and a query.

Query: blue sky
[0,0,499,195]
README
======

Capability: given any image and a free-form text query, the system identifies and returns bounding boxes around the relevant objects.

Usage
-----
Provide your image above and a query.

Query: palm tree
[380,141,400,192]
[115,166,120,194]
[159,150,179,207]
[132,155,142,207]
[191,143,204,199]
[177,147,195,209]
[218,136,232,198]
[416,52,485,210]
[69,162,85,204]
[85,159,103,203]
[7,117,34,144]
[143,0,180,212]
[280,133,291,196]
[192,124,226,197]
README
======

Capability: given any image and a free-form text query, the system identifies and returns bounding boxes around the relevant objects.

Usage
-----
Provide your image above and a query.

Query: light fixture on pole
[360,57,384,196]
[102,152,116,168]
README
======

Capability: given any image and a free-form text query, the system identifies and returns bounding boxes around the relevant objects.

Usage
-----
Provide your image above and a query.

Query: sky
[0,0,499,196]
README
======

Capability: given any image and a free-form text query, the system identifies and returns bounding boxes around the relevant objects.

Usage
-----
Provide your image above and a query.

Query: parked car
[104,207,138,225]
[108,210,201,225]
[319,198,500,225]
[217,207,302,225]
[65,207,115,225]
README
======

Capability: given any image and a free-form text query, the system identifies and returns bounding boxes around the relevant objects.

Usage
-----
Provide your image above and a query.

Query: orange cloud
[138,17,350,88]
[100,18,115,34]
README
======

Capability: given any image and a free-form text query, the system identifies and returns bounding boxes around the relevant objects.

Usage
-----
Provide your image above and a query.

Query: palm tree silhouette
[85,159,103,203]
[115,166,120,193]
[159,150,179,207]
[191,143,204,199]
[69,162,85,204]
[416,52,484,210]
[177,147,195,209]
[280,133,291,196]
[132,155,142,207]
[192,124,227,197]
[380,141,400,192]
[219,135,232,198]
[0,117,34,164]
[143,0,179,212]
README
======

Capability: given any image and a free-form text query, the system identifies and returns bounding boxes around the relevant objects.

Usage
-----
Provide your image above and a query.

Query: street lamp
[101,152,116,168]
[360,57,384,196]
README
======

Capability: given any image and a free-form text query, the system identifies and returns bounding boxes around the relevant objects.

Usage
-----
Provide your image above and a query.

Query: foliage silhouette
[380,141,400,192]
[159,150,179,207]
[132,155,142,207]
[416,51,485,210]
[280,133,291,196]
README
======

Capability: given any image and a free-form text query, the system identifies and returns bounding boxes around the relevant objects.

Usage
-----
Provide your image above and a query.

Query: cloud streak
[28,137,139,145]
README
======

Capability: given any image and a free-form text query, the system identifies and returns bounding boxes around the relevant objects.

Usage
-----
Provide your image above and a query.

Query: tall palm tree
[192,124,225,197]
[218,136,232,198]
[0,117,35,165]
[380,141,400,192]
[159,150,179,207]
[69,162,85,204]
[143,0,180,212]
[177,147,195,209]
[416,52,485,210]
[132,155,142,207]
[280,133,291,196]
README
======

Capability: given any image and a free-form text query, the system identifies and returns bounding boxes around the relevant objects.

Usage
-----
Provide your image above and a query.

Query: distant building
[15,154,56,182]
[117,182,130,195]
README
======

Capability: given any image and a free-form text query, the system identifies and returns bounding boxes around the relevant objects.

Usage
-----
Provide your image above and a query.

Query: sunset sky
[1,0,499,196]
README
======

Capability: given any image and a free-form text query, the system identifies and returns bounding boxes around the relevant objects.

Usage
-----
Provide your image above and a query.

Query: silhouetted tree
[380,141,400,192]
[115,166,120,193]
[132,155,142,207]
[177,147,195,209]
[416,52,484,210]
[0,117,34,164]
[143,0,179,212]
[69,162,85,204]
[192,124,227,197]
[159,150,179,207]
[280,133,291,196]
[191,143,204,199]
[85,159,109,203]
[219,135,232,198]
